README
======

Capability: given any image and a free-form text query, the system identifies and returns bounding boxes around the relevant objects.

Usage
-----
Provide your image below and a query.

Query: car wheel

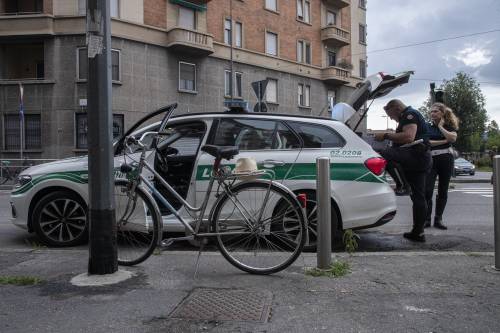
[297,191,343,251]
[32,190,88,247]
[470,171,475,176]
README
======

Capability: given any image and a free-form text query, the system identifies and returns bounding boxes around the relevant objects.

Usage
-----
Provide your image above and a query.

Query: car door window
[212,118,300,150]
[288,121,345,148]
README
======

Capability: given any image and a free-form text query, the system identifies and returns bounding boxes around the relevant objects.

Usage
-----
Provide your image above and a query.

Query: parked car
[454,157,476,176]
[10,71,411,248]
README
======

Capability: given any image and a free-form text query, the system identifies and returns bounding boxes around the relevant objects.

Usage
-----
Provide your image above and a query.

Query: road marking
[450,187,493,199]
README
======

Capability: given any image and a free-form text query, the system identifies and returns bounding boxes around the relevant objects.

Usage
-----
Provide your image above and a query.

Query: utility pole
[86,0,117,274]
[229,0,234,101]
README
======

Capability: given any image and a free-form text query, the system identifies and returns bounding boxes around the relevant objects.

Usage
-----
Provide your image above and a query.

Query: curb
[451,178,491,184]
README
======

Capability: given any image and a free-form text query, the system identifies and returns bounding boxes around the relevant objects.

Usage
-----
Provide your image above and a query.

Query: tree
[442,72,488,152]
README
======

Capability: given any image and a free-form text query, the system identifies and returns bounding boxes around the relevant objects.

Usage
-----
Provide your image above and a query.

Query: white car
[10,71,412,248]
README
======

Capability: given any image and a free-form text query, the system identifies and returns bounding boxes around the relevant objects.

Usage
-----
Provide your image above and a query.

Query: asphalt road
[0,182,495,252]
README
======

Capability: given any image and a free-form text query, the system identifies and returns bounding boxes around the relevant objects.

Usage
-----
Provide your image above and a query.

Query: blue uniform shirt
[395,106,429,147]
[427,122,457,150]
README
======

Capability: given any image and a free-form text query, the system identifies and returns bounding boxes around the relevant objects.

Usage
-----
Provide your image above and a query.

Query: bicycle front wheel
[114,179,161,266]
[211,180,306,275]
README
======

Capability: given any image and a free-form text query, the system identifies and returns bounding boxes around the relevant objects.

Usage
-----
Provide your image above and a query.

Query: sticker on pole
[88,35,103,58]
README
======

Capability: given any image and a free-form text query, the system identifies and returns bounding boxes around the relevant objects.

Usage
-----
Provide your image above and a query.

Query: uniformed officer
[374,99,432,242]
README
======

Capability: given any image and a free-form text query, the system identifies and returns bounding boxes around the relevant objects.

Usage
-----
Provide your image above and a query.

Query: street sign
[253,102,268,113]
[251,79,268,101]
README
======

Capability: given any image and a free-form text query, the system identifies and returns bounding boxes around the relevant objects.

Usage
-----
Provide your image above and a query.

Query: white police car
[10,72,413,248]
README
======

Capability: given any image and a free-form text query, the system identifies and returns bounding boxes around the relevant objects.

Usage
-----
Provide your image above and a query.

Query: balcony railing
[321,26,350,47]
[166,27,214,54]
[322,66,350,84]
[323,0,350,9]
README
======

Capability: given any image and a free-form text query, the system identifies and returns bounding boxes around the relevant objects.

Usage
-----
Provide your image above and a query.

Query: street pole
[493,156,500,270]
[87,0,117,274]
[229,0,233,101]
[316,157,332,269]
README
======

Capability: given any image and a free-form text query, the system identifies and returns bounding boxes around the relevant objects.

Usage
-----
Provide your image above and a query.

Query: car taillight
[365,157,387,176]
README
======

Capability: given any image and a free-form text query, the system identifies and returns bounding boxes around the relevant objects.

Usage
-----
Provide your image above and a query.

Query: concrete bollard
[316,157,332,269]
[493,156,500,270]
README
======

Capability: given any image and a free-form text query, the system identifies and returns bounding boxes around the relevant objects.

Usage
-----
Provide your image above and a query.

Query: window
[326,11,336,26]
[359,24,367,44]
[235,22,242,47]
[179,62,196,92]
[110,0,119,18]
[77,48,121,82]
[327,90,336,112]
[179,6,196,29]
[265,0,277,11]
[297,40,311,64]
[3,114,41,150]
[224,19,232,45]
[328,51,336,67]
[213,119,300,150]
[360,59,367,78]
[265,31,278,56]
[297,0,310,23]
[78,0,86,15]
[359,0,367,9]
[298,84,310,107]
[265,78,278,103]
[288,122,345,148]
[75,113,123,149]
[224,70,243,98]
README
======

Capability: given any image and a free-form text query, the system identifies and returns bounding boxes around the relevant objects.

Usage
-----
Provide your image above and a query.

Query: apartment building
[0,0,367,159]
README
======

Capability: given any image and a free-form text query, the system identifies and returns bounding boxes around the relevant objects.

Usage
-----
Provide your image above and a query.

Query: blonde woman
[425,103,459,230]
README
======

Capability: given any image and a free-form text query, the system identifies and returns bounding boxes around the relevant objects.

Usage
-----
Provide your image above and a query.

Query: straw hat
[233,157,258,174]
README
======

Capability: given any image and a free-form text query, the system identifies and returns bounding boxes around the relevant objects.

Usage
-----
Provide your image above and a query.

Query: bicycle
[0,160,21,184]
[114,106,307,274]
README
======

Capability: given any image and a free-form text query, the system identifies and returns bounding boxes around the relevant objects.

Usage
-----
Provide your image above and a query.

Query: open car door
[331,71,414,131]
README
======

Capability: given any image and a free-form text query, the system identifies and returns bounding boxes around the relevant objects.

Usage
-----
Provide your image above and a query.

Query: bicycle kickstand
[194,237,208,280]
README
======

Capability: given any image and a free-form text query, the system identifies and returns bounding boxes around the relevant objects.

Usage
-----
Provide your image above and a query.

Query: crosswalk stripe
[482,195,493,198]
[464,192,492,195]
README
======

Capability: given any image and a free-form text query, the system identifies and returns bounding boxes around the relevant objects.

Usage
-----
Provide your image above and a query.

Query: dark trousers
[425,153,453,221]
[381,145,432,234]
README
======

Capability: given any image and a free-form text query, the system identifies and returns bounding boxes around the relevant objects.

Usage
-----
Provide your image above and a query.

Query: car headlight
[471,165,475,169]
[14,175,32,188]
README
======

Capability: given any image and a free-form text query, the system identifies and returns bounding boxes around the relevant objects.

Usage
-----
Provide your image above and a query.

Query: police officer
[374,99,432,242]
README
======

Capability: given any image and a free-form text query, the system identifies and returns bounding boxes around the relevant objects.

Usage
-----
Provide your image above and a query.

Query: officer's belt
[431,148,452,156]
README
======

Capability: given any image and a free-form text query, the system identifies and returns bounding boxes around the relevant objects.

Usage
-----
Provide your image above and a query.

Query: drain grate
[169,288,273,323]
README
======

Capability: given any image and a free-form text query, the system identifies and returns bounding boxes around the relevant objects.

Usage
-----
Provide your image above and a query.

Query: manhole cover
[169,288,272,323]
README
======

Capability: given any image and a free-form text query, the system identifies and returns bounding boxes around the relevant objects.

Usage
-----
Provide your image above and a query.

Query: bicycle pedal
[160,238,175,248]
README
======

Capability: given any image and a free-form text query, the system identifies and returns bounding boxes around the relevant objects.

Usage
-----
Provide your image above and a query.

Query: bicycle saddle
[201,145,239,160]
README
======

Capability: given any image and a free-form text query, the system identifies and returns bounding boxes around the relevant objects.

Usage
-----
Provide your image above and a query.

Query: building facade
[0,0,367,159]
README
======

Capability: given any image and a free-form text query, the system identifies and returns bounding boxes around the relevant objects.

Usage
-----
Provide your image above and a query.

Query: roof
[171,111,338,122]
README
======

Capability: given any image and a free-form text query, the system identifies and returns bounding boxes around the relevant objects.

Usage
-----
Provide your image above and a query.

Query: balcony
[321,26,350,47]
[322,0,350,9]
[322,66,350,85]
[166,27,214,54]
[0,14,53,36]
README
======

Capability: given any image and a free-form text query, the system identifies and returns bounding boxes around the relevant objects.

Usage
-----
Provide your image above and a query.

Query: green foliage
[305,261,350,278]
[343,229,360,254]
[0,276,43,286]
[476,156,492,168]
[441,72,488,152]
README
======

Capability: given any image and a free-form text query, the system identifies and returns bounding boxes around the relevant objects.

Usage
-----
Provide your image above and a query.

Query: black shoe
[434,219,447,230]
[403,232,426,242]
[395,187,412,196]
[424,220,431,228]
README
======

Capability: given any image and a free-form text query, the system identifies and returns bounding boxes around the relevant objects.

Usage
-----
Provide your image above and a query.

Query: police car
[10,71,413,248]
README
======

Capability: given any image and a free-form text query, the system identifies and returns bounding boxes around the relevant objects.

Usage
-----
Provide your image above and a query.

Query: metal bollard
[493,156,500,270]
[316,157,332,269]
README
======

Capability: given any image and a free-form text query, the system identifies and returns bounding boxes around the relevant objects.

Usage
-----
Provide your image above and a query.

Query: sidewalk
[0,248,499,333]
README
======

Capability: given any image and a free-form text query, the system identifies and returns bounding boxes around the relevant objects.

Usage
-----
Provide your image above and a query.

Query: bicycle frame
[127,145,271,239]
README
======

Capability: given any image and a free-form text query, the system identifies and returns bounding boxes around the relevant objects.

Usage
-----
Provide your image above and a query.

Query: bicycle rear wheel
[211,180,306,275]
[114,179,161,266]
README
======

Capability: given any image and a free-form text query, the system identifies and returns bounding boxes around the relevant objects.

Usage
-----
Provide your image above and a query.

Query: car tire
[32,190,88,247]
[470,171,475,176]
[296,191,343,252]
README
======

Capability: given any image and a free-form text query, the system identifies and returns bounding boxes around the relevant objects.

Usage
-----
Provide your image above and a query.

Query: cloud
[452,46,493,68]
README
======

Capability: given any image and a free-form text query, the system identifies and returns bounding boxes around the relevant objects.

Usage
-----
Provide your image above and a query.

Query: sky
[365,0,500,130]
